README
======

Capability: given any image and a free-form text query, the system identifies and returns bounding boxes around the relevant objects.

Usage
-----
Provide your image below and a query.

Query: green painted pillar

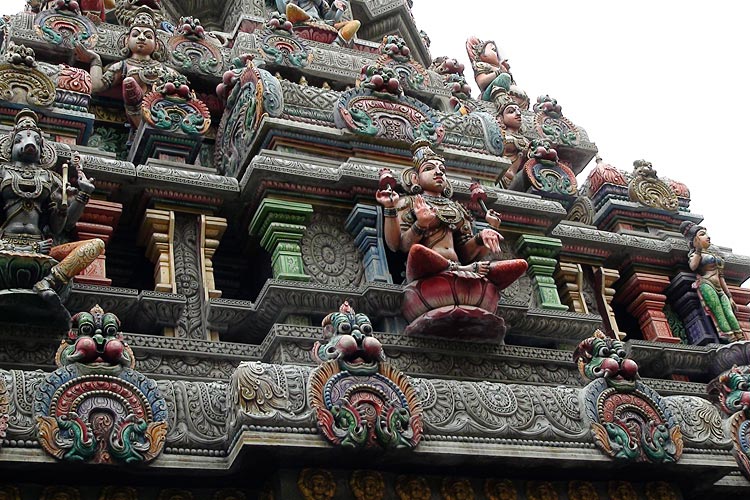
[515,235,569,311]
[248,198,313,281]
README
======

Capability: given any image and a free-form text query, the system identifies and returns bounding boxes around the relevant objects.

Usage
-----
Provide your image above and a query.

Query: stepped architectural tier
[0,1,747,499]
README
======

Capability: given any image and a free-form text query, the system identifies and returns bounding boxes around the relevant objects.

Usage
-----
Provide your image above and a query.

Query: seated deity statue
[376,140,528,339]
[76,8,178,127]
[465,36,528,110]
[275,0,360,46]
[680,221,744,342]
[0,109,104,308]
[377,140,526,287]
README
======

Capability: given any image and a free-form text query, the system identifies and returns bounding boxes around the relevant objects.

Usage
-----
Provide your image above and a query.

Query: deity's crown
[411,139,444,171]
[13,108,42,137]
[131,7,157,31]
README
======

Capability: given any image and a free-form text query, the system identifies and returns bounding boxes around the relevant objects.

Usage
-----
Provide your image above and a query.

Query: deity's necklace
[421,193,463,229]
[8,168,43,200]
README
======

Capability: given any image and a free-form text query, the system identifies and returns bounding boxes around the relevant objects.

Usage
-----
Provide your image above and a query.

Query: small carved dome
[587,156,627,195]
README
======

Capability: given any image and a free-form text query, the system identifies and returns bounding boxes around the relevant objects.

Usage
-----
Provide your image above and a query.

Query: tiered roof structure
[0,1,749,499]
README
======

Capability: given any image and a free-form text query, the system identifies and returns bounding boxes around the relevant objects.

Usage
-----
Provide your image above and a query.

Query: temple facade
[0,1,749,500]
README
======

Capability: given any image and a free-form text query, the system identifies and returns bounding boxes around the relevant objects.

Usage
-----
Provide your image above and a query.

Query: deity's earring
[410,184,423,194]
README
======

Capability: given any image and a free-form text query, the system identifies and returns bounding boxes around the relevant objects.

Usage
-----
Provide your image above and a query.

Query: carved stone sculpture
[574,330,683,463]
[309,302,423,449]
[680,221,743,342]
[376,140,527,339]
[497,101,529,186]
[276,0,360,47]
[0,109,104,325]
[628,160,678,212]
[34,305,168,464]
[465,36,528,110]
[77,7,179,127]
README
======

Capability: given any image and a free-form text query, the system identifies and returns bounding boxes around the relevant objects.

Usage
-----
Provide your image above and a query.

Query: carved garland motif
[33,306,168,464]
[34,8,98,49]
[575,331,683,463]
[34,367,168,464]
[142,87,211,136]
[0,63,55,108]
[309,360,423,448]
[334,87,445,144]
[259,27,312,68]
[524,158,577,197]
[708,364,750,480]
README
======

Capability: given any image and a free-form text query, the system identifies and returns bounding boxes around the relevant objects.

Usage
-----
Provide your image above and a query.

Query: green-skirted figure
[681,221,743,342]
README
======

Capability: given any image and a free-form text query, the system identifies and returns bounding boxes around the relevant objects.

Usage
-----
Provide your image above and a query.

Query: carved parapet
[73,199,123,286]
[138,209,175,293]
[333,85,444,145]
[665,272,720,345]
[515,235,568,311]
[616,272,678,343]
[344,204,392,284]
[248,198,313,281]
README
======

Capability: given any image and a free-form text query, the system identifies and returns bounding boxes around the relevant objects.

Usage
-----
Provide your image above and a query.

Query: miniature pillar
[555,262,588,313]
[248,198,313,281]
[344,204,392,283]
[138,208,175,293]
[616,272,679,343]
[200,215,228,300]
[728,285,750,340]
[592,266,625,340]
[515,235,568,311]
[664,272,719,345]
[73,199,123,286]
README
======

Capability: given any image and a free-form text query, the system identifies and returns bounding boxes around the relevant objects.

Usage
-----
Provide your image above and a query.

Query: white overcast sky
[3,0,749,275]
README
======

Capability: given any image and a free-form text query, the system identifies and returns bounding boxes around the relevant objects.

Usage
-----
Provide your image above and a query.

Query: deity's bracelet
[383,207,397,218]
[447,260,460,272]
[411,223,427,236]
[75,192,91,204]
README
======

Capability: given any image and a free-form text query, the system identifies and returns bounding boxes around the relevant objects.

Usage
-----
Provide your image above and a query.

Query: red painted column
[616,272,679,343]
[729,286,750,340]
[73,200,123,286]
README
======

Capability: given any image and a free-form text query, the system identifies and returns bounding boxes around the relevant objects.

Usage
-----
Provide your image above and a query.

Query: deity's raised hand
[413,194,437,227]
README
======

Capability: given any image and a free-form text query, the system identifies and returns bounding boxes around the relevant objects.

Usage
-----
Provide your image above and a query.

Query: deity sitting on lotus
[680,221,744,342]
[376,140,528,339]
[0,109,103,316]
[274,0,360,46]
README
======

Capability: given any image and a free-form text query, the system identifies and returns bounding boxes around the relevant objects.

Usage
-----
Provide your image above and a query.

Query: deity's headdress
[400,139,452,197]
[1,108,57,167]
[130,7,157,31]
[13,108,43,138]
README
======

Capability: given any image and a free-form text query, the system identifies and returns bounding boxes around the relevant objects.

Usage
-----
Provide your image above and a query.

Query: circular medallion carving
[301,214,363,287]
